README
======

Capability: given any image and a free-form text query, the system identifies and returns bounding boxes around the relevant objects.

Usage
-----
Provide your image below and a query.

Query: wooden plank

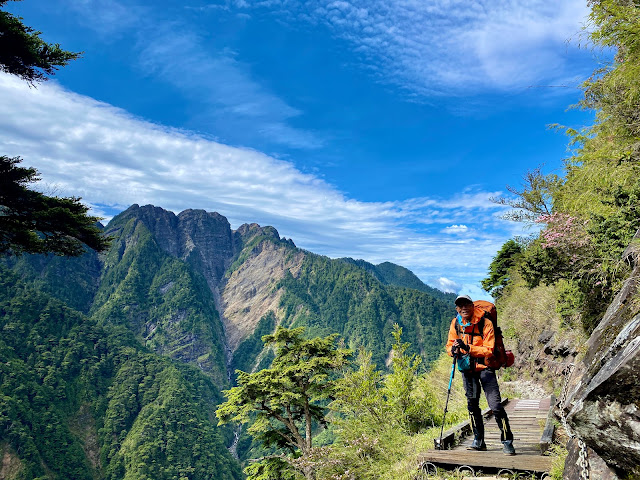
[539,395,556,454]
[424,397,556,474]
[418,449,553,473]
[434,398,508,450]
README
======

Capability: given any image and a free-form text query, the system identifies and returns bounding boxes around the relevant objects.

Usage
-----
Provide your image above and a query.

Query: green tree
[490,167,563,224]
[331,325,436,437]
[216,327,351,480]
[552,0,640,217]
[481,239,523,298]
[0,2,107,256]
[1,156,109,255]
[0,0,80,84]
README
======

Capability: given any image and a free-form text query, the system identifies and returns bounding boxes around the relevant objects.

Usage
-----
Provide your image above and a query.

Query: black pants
[462,368,513,441]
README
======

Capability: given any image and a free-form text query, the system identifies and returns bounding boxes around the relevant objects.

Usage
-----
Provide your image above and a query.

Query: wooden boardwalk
[418,398,555,476]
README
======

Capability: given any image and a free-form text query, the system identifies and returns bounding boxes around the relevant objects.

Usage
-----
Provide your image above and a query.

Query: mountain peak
[235,223,280,242]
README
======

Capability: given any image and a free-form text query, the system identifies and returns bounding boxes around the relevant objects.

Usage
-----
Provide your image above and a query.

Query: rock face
[564,438,619,480]
[115,204,242,291]
[222,240,304,353]
[105,205,300,376]
[563,232,640,478]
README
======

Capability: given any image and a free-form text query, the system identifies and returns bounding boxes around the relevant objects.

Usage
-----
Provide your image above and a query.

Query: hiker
[446,294,516,455]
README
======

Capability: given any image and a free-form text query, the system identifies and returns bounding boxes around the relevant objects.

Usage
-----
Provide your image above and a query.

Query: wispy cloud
[230,0,592,96]
[136,28,323,149]
[63,0,322,149]
[0,74,516,292]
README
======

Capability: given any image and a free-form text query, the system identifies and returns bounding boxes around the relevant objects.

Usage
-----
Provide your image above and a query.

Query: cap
[455,294,473,306]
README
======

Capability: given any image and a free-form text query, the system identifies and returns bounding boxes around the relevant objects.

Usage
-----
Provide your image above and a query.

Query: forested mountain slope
[0,266,243,480]
[0,203,454,478]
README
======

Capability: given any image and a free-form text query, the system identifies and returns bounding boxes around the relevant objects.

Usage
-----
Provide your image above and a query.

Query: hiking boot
[467,438,487,451]
[467,409,485,451]
[502,440,516,455]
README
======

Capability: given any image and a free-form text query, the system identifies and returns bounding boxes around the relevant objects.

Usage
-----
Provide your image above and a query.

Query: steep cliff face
[99,206,307,381]
[111,205,241,292]
[222,240,304,353]
[177,209,240,291]
[95,211,229,386]
[562,235,640,478]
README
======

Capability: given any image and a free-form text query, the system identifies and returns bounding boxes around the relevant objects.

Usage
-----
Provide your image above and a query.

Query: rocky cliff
[222,239,304,354]
[110,204,241,291]
[562,231,640,479]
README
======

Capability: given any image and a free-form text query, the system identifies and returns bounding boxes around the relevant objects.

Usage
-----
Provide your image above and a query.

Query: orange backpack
[456,300,514,370]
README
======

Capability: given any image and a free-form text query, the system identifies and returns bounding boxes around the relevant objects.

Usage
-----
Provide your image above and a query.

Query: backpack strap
[456,311,491,341]
[456,315,485,340]
[477,315,486,339]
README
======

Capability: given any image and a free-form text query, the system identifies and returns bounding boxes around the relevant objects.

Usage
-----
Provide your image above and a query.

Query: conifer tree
[0,0,107,256]
[216,327,350,480]
[0,0,80,83]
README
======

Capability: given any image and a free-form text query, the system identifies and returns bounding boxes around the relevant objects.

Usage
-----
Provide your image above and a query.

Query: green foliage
[2,250,102,313]
[0,156,109,256]
[232,311,277,374]
[339,258,456,301]
[243,457,300,480]
[481,239,522,298]
[217,327,351,479]
[0,0,81,84]
[518,181,640,330]
[330,349,385,428]
[549,443,568,480]
[102,360,240,480]
[277,254,453,367]
[555,279,586,327]
[491,167,563,224]
[519,240,566,289]
[383,325,436,434]
[331,326,439,438]
[0,265,243,480]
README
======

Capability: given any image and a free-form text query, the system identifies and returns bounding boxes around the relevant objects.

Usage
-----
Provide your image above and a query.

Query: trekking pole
[435,353,457,450]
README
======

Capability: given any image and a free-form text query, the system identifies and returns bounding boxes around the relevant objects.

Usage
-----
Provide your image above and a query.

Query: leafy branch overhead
[0,0,80,84]
[0,1,107,256]
[0,156,109,255]
[490,167,563,224]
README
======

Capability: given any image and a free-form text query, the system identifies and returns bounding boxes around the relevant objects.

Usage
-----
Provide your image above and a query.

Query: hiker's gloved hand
[454,339,470,352]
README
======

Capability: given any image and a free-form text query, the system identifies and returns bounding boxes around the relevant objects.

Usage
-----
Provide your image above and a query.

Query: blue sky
[1,0,603,298]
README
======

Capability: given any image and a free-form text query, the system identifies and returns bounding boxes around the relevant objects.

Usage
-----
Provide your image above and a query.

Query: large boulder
[562,232,640,478]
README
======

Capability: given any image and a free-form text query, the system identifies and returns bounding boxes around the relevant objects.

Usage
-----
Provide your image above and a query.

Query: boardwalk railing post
[435,354,457,450]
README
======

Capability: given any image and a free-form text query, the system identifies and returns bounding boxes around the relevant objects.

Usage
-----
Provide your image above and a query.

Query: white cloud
[0,74,518,290]
[235,0,592,95]
[433,277,460,293]
[443,224,469,235]
[63,0,321,150]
